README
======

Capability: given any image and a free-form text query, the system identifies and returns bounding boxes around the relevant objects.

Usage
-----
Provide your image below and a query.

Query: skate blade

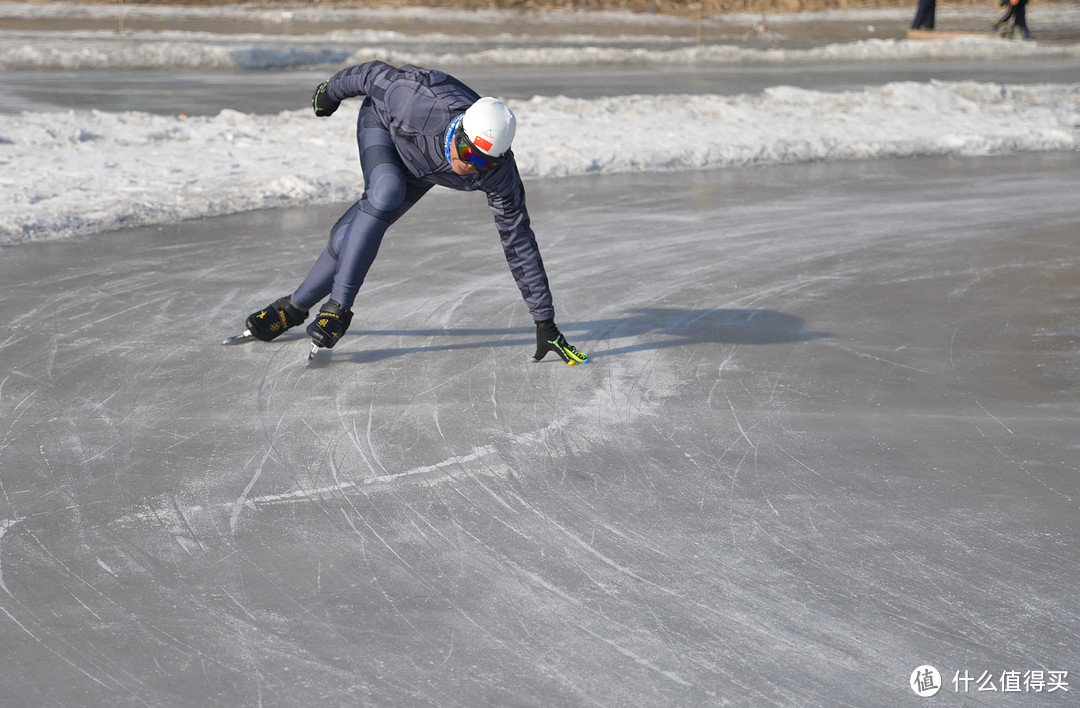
[306,343,319,366]
[222,330,254,345]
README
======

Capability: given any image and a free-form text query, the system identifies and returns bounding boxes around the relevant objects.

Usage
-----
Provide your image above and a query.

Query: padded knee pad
[365,165,406,216]
[327,201,362,259]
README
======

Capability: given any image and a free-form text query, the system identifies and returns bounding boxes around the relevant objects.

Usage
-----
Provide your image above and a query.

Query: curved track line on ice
[107,420,570,535]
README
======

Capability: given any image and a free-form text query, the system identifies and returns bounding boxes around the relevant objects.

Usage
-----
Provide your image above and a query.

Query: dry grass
[20,0,1067,17]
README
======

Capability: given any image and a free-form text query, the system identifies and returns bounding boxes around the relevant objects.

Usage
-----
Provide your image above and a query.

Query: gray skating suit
[292,61,554,322]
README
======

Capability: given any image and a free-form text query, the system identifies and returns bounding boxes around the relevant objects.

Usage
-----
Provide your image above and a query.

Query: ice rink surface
[3,152,1079,706]
[2,3,1080,706]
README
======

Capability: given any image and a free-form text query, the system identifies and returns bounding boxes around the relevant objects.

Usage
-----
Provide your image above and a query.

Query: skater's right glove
[531,320,588,365]
[312,80,340,117]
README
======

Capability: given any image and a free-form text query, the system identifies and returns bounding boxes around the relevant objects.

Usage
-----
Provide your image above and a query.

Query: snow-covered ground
[4,80,1076,244]
[1,2,1078,245]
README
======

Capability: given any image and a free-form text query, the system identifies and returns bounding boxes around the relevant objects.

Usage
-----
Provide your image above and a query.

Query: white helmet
[461,97,516,158]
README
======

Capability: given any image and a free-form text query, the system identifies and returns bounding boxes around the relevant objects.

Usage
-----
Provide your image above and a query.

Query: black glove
[312,80,340,117]
[531,319,589,365]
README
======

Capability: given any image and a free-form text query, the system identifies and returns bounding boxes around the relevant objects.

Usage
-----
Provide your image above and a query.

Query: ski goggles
[454,124,505,171]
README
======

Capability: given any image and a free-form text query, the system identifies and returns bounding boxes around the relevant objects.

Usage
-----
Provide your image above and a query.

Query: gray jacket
[326,61,554,322]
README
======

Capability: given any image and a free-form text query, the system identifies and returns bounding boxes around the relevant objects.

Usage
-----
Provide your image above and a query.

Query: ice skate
[306,299,353,349]
[243,296,309,342]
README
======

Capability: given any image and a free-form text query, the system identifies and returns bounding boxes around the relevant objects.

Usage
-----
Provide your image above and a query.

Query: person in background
[995,0,1033,39]
[238,61,588,366]
[911,0,936,30]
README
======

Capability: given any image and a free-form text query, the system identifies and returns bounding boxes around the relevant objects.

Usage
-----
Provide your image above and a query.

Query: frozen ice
[1,3,1079,706]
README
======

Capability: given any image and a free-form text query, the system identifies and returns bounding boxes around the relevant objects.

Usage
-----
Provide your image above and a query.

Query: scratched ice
[0,3,1078,706]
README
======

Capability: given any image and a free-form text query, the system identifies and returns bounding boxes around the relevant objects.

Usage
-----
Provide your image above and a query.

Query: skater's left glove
[312,80,340,117]
[531,320,588,365]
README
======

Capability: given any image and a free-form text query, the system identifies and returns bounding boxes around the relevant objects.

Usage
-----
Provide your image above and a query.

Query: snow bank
[2,2,1078,244]
[2,81,1077,245]
[3,2,1080,70]
[5,29,1080,71]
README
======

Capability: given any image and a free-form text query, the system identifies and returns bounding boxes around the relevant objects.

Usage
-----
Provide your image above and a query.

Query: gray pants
[292,99,431,310]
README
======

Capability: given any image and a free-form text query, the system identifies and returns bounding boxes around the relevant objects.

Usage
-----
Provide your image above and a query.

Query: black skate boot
[245,296,309,342]
[307,299,353,349]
